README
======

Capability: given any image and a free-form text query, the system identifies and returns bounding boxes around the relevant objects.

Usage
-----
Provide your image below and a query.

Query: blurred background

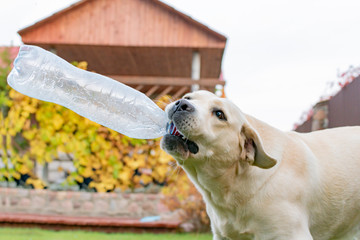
[0,0,359,238]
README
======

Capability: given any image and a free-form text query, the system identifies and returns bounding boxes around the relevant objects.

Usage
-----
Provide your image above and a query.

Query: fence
[0,187,182,232]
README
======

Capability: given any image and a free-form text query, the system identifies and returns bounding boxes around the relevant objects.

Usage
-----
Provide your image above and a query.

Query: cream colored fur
[161,90,360,240]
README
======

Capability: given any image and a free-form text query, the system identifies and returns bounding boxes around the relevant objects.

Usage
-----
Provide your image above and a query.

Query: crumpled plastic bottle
[7,45,168,139]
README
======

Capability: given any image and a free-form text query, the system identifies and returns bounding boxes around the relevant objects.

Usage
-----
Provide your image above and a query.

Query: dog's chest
[208,202,255,239]
[195,169,256,238]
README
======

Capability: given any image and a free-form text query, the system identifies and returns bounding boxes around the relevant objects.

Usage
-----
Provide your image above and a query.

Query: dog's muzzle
[163,99,199,155]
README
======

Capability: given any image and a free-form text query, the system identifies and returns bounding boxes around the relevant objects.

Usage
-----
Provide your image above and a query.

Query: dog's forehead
[183,90,217,100]
[186,91,246,122]
[184,91,227,107]
[184,91,233,109]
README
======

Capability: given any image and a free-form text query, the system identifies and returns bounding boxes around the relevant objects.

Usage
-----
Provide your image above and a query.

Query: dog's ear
[239,123,277,169]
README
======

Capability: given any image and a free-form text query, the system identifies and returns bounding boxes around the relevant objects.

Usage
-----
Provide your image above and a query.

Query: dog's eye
[214,110,227,121]
[184,96,191,100]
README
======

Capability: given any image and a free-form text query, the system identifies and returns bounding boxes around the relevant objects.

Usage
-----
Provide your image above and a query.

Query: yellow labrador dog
[161,90,360,240]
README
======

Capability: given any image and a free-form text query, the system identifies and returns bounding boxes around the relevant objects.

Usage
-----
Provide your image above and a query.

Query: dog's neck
[182,156,277,210]
[181,114,285,210]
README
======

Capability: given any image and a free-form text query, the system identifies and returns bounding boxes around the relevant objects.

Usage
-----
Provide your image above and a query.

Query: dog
[161,90,360,240]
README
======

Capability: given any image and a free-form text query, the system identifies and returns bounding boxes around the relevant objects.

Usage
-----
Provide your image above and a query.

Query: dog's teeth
[166,121,186,140]
[171,125,176,135]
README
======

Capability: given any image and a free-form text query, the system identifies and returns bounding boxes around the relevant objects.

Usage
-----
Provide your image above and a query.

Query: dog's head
[161,90,277,169]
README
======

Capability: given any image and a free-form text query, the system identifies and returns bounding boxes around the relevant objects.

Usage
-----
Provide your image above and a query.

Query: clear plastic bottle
[7,45,168,139]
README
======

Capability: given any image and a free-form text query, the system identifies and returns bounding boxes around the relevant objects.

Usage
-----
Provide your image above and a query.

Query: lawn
[0,227,212,240]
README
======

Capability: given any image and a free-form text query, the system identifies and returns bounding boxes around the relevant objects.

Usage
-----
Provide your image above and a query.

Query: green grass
[0,227,212,240]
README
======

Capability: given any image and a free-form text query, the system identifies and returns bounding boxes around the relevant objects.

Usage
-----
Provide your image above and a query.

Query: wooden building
[295,75,360,133]
[18,0,227,99]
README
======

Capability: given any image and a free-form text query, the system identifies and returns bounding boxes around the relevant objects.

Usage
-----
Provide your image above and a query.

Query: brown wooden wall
[328,76,360,128]
[295,118,312,133]
[20,0,226,48]
[34,44,224,78]
[295,76,360,133]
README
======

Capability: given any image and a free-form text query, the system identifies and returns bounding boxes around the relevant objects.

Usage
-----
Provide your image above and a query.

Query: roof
[19,0,227,48]
[17,0,227,98]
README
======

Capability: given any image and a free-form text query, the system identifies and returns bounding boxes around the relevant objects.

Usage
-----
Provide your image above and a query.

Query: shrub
[162,170,210,232]
[0,49,210,231]
[0,55,175,191]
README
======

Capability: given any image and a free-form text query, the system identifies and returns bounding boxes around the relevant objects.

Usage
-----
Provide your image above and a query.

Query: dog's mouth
[165,121,199,154]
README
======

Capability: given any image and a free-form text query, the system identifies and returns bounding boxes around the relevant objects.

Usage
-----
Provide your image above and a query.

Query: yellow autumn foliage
[1,51,209,229]
[0,59,176,192]
[162,170,210,231]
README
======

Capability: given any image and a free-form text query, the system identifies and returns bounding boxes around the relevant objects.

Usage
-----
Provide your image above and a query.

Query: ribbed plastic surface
[7,45,167,139]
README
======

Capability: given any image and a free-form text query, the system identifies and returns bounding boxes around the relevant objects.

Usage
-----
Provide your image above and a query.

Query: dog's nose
[174,99,194,112]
